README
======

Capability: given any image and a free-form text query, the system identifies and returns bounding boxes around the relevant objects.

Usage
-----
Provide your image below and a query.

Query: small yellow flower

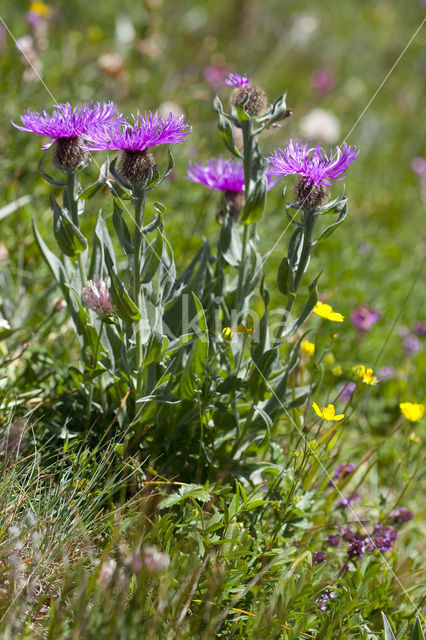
[400,402,424,422]
[332,365,342,376]
[408,432,421,444]
[222,327,234,341]
[29,1,50,16]
[325,353,335,365]
[236,323,253,334]
[313,301,344,322]
[312,402,345,422]
[354,364,378,385]
[301,340,315,356]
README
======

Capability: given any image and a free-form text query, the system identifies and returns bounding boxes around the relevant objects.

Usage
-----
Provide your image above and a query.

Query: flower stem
[132,187,146,394]
[236,119,253,315]
[274,209,316,345]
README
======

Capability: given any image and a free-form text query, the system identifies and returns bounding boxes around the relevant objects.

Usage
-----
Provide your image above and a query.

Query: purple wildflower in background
[83,110,191,152]
[265,139,359,207]
[333,462,355,480]
[310,68,335,95]
[313,551,326,564]
[403,335,421,356]
[338,381,356,403]
[203,64,228,88]
[82,278,115,316]
[388,507,414,525]
[377,366,395,382]
[351,305,379,333]
[336,491,360,509]
[13,101,122,149]
[412,322,426,338]
[316,583,337,610]
[225,72,250,87]
[325,534,340,547]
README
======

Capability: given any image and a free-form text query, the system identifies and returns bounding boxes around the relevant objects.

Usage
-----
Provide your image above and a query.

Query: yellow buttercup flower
[301,340,315,356]
[313,301,344,322]
[312,402,345,422]
[29,1,50,16]
[354,364,378,386]
[236,324,253,334]
[325,353,335,365]
[332,365,342,376]
[222,327,233,341]
[400,402,424,422]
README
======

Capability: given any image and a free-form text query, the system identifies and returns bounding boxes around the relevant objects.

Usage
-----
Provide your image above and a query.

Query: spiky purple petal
[12,101,123,149]
[225,73,250,87]
[82,110,191,152]
[187,156,279,193]
[265,138,359,187]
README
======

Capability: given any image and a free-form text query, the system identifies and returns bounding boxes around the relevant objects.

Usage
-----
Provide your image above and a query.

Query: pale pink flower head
[82,277,115,316]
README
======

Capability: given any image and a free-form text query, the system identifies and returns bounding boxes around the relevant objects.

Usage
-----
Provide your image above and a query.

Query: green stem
[86,319,104,421]
[274,210,316,345]
[132,188,146,395]
[236,120,253,315]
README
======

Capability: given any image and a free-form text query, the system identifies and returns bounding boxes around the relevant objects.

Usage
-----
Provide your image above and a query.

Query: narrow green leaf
[241,174,268,224]
[382,613,396,640]
[141,230,163,283]
[112,200,133,255]
[50,193,87,257]
[104,248,141,322]
[411,617,425,640]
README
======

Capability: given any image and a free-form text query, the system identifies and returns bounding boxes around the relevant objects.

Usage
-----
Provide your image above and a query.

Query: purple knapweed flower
[310,68,335,95]
[82,277,115,316]
[203,64,228,88]
[412,322,426,338]
[338,381,356,403]
[325,534,340,547]
[83,109,191,153]
[225,72,250,87]
[351,305,379,333]
[187,157,278,220]
[377,366,395,382]
[316,583,337,610]
[265,138,359,207]
[336,491,360,509]
[13,101,122,149]
[388,506,414,525]
[83,109,191,183]
[403,335,421,356]
[313,551,326,564]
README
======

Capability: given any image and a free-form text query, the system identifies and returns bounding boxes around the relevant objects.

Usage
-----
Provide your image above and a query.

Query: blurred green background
[0,0,425,396]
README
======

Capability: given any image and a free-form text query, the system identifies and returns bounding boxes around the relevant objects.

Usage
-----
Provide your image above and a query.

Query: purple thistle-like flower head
[187,156,279,194]
[325,534,340,547]
[266,138,359,188]
[82,109,191,152]
[347,539,365,559]
[12,101,122,149]
[225,73,250,87]
[351,305,379,333]
[82,277,115,316]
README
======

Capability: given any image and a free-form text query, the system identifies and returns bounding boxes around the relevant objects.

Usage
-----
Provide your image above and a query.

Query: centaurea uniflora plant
[12,73,361,477]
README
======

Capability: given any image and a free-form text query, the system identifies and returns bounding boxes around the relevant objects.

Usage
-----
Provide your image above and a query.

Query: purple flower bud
[313,551,326,564]
[338,381,356,403]
[325,534,340,547]
[412,322,426,338]
[387,507,414,525]
[347,539,365,558]
[377,366,395,382]
[350,305,379,333]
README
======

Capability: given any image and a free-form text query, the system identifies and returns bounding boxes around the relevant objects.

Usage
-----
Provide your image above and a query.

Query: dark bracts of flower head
[187,156,279,221]
[82,110,192,184]
[225,73,268,117]
[265,139,359,208]
[12,101,123,171]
